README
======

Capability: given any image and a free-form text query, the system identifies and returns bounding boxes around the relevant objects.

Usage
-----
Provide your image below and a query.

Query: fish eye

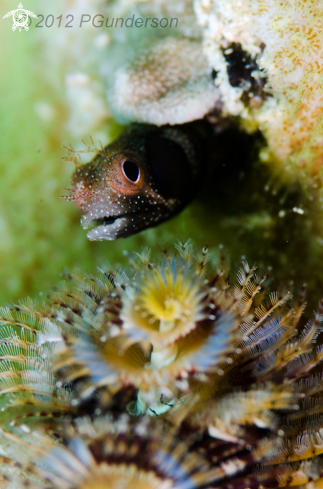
[121,159,140,183]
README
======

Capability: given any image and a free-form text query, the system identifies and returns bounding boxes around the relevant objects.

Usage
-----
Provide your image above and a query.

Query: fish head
[69,125,200,240]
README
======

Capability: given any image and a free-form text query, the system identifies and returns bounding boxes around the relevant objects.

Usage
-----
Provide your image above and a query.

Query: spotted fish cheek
[107,151,148,197]
[70,162,104,211]
[146,133,194,204]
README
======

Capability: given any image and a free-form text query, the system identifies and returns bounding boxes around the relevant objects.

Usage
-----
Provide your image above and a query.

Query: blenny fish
[66,123,210,240]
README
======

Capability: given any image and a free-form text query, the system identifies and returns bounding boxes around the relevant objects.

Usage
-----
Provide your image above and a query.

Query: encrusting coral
[194,0,323,188]
[108,37,220,126]
[0,241,323,488]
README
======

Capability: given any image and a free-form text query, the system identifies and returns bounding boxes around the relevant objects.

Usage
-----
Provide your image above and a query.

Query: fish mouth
[92,216,119,227]
[84,215,129,241]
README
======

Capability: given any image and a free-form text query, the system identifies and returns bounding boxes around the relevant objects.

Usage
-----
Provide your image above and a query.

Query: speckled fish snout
[69,125,202,240]
[70,154,138,240]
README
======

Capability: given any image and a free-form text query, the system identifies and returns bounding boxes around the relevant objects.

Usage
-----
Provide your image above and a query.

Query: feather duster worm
[1,242,323,488]
[0,416,236,489]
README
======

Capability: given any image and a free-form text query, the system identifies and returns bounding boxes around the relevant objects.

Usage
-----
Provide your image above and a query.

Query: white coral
[108,37,220,125]
[195,0,323,179]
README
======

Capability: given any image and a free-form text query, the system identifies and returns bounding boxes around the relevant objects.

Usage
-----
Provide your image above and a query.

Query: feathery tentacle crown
[0,242,323,488]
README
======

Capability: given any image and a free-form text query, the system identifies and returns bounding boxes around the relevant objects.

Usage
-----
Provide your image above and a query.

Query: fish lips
[78,190,136,240]
[82,210,147,241]
[85,215,130,241]
[82,205,170,240]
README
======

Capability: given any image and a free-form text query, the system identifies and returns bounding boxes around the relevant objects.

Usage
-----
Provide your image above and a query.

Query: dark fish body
[70,122,211,240]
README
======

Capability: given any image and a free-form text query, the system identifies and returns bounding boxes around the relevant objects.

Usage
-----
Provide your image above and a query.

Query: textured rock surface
[108,38,220,125]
